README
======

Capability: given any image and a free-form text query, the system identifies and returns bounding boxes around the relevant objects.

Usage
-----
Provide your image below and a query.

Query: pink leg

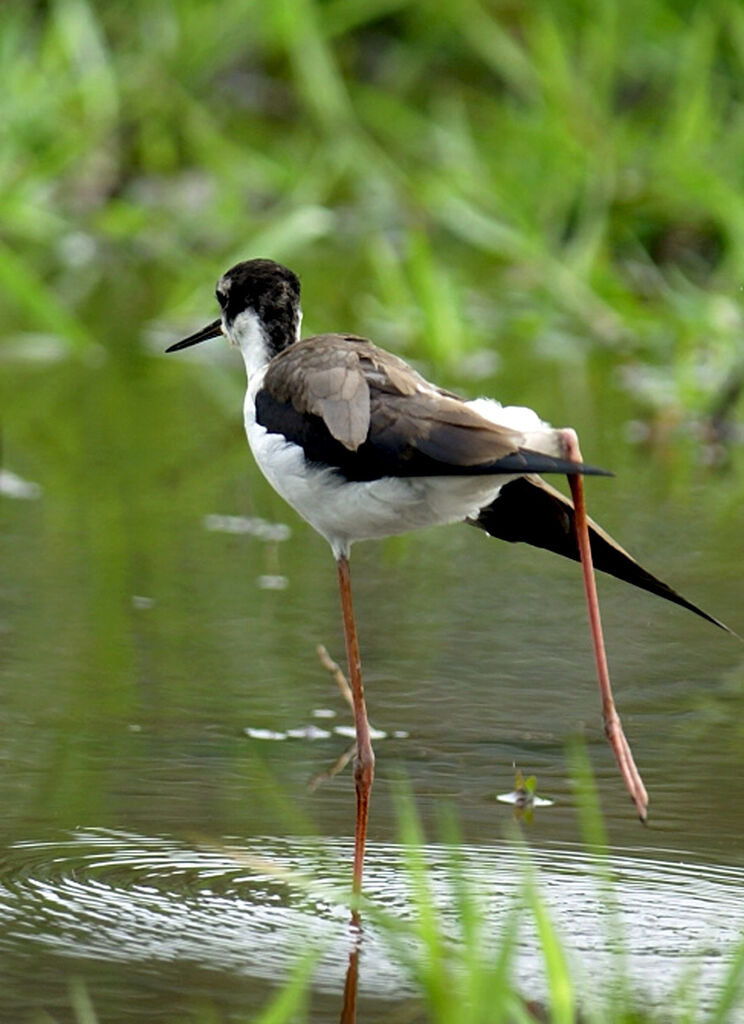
[336,555,375,905]
[560,429,649,821]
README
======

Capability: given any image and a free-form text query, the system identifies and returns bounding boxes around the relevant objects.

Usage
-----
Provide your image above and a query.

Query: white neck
[227,309,272,380]
[226,308,302,381]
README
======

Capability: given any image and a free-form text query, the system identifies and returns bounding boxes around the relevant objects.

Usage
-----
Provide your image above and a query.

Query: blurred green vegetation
[2,0,744,432]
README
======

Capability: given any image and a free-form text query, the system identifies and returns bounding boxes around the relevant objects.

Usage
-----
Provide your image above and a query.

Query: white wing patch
[467,399,564,457]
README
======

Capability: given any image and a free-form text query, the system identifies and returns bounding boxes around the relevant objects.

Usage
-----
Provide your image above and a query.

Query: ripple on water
[0,830,743,1009]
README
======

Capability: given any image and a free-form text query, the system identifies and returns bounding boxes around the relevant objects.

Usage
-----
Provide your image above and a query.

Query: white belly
[243,390,511,558]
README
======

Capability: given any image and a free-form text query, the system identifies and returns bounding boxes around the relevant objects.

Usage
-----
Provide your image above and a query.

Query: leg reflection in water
[338,937,360,1024]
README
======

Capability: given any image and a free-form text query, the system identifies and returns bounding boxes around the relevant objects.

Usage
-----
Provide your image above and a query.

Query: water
[1,831,743,1020]
[2,351,743,1020]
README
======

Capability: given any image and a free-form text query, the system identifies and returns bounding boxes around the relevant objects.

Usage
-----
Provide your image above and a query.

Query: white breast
[243,374,510,559]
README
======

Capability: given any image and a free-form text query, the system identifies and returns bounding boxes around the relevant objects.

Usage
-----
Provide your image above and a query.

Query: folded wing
[258,334,609,481]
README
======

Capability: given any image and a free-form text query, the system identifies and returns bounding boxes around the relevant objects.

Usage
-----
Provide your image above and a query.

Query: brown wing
[358,343,608,474]
[265,333,541,464]
[473,475,731,632]
[368,390,522,466]
[260,334,609,478]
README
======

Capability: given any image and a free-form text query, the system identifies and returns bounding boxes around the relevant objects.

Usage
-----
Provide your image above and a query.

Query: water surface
[2,350,743,1019]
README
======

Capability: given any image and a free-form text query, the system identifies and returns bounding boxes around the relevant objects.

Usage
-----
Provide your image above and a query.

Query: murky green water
[2,349,743,1020]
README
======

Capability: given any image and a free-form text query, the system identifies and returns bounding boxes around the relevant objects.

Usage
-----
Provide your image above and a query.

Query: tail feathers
[472,476,732,634]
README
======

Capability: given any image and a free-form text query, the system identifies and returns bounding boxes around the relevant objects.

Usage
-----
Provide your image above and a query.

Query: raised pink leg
[336,555,376,905]
[561,429,649,821]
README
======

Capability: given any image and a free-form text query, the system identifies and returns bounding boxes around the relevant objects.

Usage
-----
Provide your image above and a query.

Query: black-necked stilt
[167,258,727,897]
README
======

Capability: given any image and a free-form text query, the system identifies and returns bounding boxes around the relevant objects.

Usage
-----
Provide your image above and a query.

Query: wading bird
[168,259,726,898]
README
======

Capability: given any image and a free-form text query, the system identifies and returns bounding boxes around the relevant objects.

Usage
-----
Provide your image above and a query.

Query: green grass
[275,773,744,1024]
[362,775,744,1024]
[3,0,744,431]
[159,770,742,1024]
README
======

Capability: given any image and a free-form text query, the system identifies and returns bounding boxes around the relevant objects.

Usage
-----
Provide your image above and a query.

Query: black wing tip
[657,584,736,636]
[574,463,614,478]
[709,616,740,639]
[474,477,734,636]
[683,604,735,635]
[495,450,614,478]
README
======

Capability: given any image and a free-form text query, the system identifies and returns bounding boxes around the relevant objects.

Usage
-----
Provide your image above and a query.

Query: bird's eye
[215,289,227,308]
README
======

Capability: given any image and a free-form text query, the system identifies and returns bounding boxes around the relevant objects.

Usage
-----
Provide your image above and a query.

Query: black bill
[166,319,223,353]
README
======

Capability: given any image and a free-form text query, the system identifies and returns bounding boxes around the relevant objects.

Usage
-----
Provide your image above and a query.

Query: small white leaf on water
[257,575,289,590]
[286,726,332,740]
[244,727,287,741]
[334,725,389,741]
[497,791,554,807]
[0,470,42,500]
[203,514,291,541]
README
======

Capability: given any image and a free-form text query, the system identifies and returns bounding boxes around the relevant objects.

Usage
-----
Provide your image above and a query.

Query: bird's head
[166,259,302,366]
